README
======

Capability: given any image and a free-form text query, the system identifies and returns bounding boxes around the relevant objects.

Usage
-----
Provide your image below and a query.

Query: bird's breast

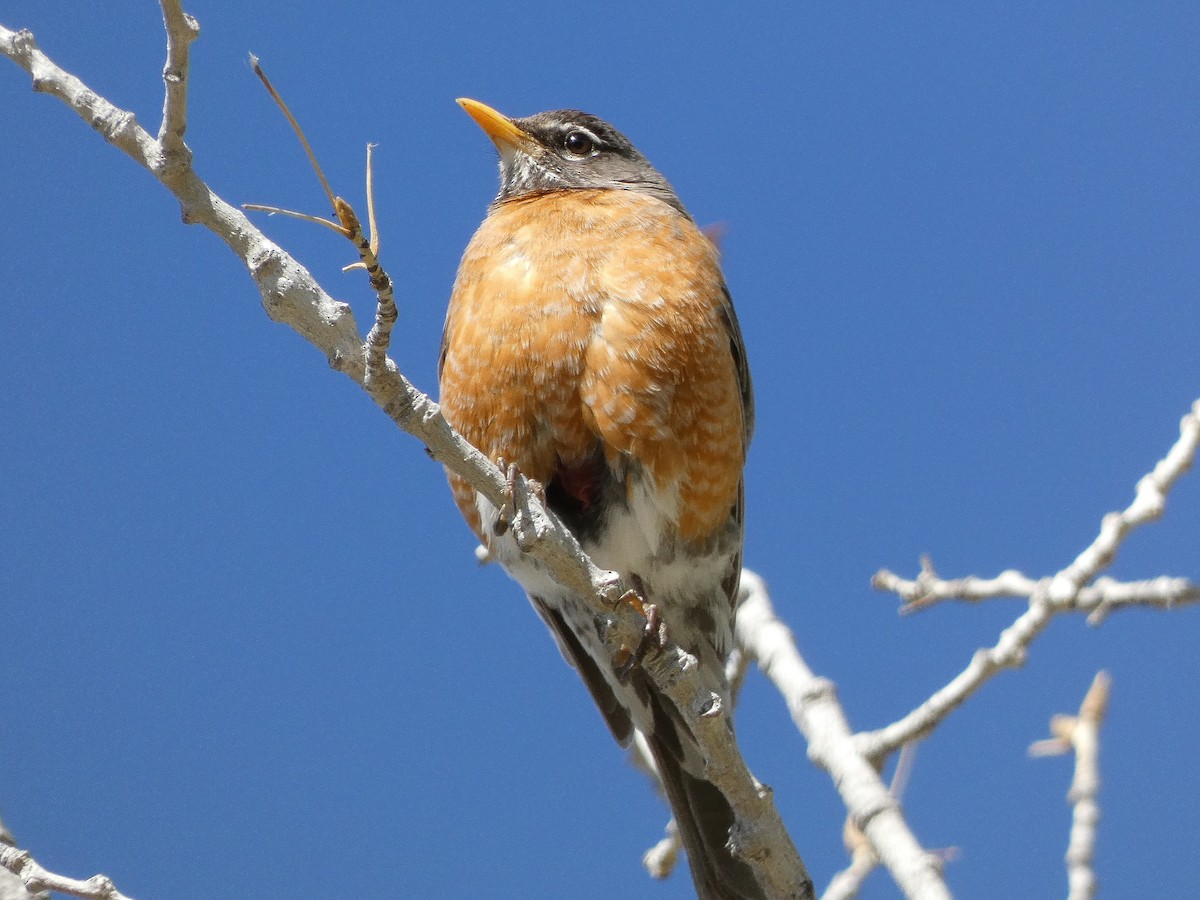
[440,189,745,545]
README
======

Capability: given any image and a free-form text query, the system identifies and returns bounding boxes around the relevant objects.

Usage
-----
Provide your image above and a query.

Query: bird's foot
[492,458,545,537]
[613,576,667,682]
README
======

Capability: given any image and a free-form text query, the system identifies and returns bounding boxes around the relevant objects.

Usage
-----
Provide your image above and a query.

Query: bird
[439,98,759,899]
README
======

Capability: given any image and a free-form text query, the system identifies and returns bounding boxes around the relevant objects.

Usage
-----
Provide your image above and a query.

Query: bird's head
[457,98,684,214]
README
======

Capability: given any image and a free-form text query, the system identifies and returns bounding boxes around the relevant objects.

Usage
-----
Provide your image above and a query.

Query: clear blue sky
[2,3,1198,898]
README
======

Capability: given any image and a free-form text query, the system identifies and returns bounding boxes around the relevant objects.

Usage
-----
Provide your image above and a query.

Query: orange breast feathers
[439,189,747,542]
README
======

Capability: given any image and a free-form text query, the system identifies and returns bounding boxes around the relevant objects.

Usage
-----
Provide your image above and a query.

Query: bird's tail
[531,594,767,897]
[645,706,767,900]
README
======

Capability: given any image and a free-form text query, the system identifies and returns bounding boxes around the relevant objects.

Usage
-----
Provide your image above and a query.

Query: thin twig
[873,560,1038,613]
[365,142,379,255]
[821,850,876,900]
[1029,671,1110,900]
[249,54,337,212]
[243,65,398,383]
[241,203,345,233]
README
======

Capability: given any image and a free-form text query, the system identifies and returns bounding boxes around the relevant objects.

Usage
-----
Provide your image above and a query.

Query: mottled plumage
[440,100,758,900]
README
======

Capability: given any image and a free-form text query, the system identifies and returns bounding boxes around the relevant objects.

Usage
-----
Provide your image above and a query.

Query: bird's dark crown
[496,109,686,215]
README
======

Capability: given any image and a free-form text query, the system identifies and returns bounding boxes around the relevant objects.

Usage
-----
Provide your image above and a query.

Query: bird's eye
[563,130,596,157]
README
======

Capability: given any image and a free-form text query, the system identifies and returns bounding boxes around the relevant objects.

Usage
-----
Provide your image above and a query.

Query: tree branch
[819,744,930,900]
[874,560,1200,624]
[736,572,951,900]
[821,847,876,900]
[1029,671,1110,900]
[859,399,1200,759]
[0,846,133,900]
[0,822,46,900]
[156,1,197,161]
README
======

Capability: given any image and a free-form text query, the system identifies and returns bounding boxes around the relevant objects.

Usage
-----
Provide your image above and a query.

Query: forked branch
[861,400,1199,760]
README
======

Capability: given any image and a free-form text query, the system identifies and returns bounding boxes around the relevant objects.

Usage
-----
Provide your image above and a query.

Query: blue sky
[2,3,1198,898]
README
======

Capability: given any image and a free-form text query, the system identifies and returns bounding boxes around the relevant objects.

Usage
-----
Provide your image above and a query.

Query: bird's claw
[613,579,667,682]
[492,458,544,537]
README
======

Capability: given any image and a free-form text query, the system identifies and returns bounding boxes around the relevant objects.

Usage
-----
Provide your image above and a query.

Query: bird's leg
[613,575,668,682]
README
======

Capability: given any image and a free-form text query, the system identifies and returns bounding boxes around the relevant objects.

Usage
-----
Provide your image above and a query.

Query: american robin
[440,99,759,899]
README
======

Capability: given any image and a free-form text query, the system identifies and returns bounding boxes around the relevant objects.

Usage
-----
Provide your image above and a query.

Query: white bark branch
[0,846,133,900]
[820,848,876,900]
[874,562,1200,622]
[156,1,197,156]
[819,743,929,900]
[1,7,812,898]
[1029,671,1110,900]
[859,399,1200,759]
[736,572,951,900]
[0,823,45,900]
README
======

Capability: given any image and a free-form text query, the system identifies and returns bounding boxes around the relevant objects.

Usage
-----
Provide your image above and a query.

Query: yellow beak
[456,98,537,153]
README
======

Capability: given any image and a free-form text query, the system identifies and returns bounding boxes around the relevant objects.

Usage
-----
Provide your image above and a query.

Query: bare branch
[1029,671,1111,900]
[821,849,876,900]
[874,564,1200,623]
[0,846,134,900]
[0,824,44,900]
[1051,402,1199,602]
[157,0,198,162]
[1080,575,1200,625]
[1,27,158,167]
[241,203,345,233]
[873,559,1038,612]
[820,742,949,900]
[860,399,1200,759]
[867,589,1057,758]
[364,142,380,255]
[737,571,951,900]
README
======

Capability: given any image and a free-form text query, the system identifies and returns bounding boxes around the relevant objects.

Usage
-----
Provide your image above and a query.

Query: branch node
[800,675,837,704]
[698,690,723,718]
[850,794,899,833]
